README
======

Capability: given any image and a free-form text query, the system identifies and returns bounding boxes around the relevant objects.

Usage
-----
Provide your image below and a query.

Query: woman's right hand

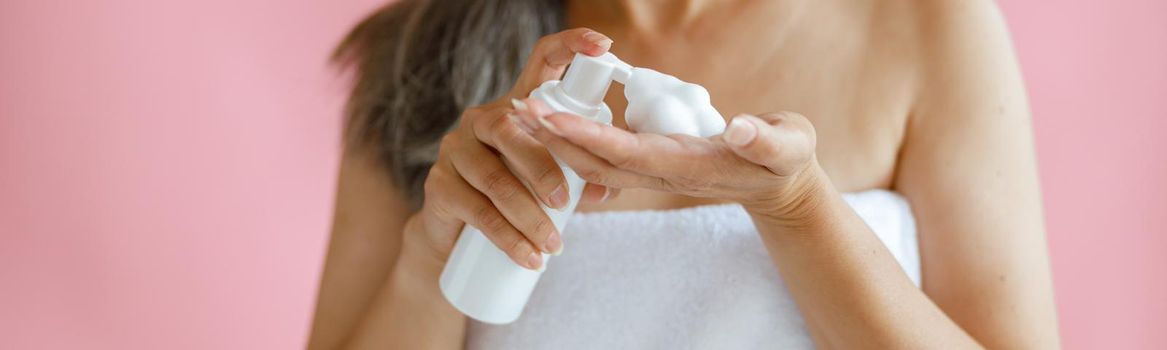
[400,28,617,272]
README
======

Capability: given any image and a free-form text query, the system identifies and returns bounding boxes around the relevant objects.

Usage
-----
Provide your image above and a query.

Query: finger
[581,185,621,203]
[580,183,611,203]
[508,28,612,98]
[422,159,544,270]
[469,106,569,210]
[513,98,672,190]
[449,135,564,255]
[532,108,707,178]
[537,127,672,190]
[721,112,817,176]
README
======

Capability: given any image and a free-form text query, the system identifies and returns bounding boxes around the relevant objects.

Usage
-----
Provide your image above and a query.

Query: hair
[333,0,564,208]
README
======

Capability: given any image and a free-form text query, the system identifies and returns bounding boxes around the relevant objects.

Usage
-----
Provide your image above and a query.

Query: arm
[306,148,465,350]
[747,168,981,349]
[711,1,1058,347]
[308,29,619,349]
[897,0,1060,347]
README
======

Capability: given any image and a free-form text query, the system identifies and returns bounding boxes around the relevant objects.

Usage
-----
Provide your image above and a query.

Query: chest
[598,25,916,194]
[573,6,919,210]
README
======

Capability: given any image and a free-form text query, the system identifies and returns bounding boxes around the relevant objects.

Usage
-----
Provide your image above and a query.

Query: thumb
[721,112,817,177]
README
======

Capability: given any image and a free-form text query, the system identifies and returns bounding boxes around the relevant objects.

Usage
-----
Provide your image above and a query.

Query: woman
[309,0,1060,348]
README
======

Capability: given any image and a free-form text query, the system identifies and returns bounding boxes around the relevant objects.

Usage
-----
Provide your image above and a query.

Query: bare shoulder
[911,0,1022,82]
[913,0,1011,31]
[893,0,1029,122]
[865,0,1021,81]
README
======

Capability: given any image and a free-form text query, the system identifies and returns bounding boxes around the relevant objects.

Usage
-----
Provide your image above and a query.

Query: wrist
[395,217,449,292]
[395,248,445,289]
[385,242,466,338]
[742,160,836,230]
[390,245,454,316]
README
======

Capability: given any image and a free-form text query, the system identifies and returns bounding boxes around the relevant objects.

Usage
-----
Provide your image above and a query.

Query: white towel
[467,189,919,350]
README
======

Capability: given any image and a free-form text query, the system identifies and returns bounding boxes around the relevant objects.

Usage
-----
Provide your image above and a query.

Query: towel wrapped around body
[467,189,919,350]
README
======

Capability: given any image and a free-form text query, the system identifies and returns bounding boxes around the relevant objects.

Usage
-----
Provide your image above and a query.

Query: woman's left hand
[510,97,829,225]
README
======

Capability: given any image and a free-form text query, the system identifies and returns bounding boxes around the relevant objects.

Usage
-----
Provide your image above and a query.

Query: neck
[567,0,730,32]
[621,0,717,29]
[567,0,801,36]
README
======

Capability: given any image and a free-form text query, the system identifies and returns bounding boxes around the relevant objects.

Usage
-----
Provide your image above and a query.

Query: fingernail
[724,116,757,146]
[507,113,534,134]
[583,32,613,48]
[526,251,543,270]
[537,114,564,136]
[598,187,611,203]
[516,110,542,132]
[545,233,563,256]
[511,98,529,112]
[547,184,568,210]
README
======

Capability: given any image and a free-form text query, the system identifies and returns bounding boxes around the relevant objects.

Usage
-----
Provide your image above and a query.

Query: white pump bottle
[439,52,726,324]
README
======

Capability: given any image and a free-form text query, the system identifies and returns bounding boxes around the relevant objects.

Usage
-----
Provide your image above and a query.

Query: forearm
[342,238,466,350]
[748,167,979,349]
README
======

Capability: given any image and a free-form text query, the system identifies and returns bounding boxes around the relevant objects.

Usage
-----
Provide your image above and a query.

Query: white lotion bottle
[439,52,728,324]
[439,53,629,324]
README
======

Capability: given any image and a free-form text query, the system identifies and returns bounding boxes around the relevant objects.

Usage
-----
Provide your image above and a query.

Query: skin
[308,0,1060,349]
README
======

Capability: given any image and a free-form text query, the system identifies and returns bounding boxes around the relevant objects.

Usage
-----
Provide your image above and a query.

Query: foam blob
[623,68,727,137]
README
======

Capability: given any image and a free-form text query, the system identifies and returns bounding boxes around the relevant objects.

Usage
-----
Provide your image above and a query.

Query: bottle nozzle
[557,53,632,111]
[605,54,633,84]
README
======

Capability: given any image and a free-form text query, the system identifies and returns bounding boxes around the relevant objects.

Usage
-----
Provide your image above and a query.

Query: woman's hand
[402,28,617,272]
[512,99,828,227]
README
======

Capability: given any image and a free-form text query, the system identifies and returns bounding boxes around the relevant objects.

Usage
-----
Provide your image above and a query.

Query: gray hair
[334,0,563,208]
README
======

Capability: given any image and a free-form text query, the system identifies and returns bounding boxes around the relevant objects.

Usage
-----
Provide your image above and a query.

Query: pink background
[1,0,1163,349]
